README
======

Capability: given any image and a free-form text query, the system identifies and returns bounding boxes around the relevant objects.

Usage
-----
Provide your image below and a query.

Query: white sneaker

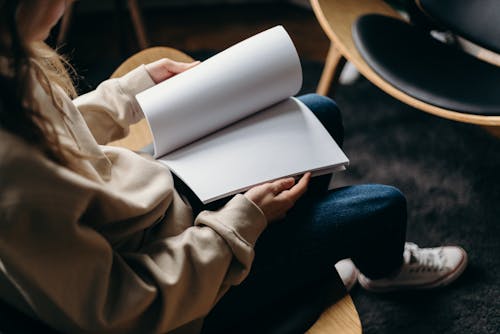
[358,242,468,292]
[335,259,359,292]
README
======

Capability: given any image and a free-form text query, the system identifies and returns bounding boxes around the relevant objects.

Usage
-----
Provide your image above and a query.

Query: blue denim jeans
[199,94,407,333]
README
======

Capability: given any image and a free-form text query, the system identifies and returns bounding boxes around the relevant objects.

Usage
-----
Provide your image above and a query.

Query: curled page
[135,25,302,158]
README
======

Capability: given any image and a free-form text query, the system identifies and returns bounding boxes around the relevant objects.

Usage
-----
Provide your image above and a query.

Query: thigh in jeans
[202,184,407,333]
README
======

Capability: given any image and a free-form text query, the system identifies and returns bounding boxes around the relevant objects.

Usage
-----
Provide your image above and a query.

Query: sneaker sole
[358,247,468,293]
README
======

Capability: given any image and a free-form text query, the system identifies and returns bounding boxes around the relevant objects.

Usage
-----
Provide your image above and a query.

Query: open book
[136,26,349,204]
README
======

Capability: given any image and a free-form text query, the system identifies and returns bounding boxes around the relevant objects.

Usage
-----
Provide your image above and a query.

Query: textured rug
[79,54,500,334]
[300,61,500,334]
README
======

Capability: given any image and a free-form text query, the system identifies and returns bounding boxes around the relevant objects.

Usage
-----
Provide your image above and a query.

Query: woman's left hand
[145,58,200,84]
[244,172,311,223]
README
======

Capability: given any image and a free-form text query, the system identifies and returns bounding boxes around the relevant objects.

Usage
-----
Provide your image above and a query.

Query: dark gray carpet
[300,61,500,334]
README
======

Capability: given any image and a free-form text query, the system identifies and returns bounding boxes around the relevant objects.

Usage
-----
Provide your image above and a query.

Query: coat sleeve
[72,65,156,145]
[0,154,267,333]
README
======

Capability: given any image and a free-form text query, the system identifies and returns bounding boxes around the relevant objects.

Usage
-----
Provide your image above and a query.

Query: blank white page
[158,98,349,204]
[135,26,302,158]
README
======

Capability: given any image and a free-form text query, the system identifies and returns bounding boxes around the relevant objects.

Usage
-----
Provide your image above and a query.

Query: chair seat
[419,0,500,54]
[353,14,500,116]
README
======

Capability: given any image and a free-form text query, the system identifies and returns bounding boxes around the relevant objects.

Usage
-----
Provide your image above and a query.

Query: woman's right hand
[244,172,311,223]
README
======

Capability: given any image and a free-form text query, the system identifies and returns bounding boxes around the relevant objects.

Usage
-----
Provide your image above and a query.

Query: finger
[270,177,296,194]
[278,172,311,201]
[166,60,201,74]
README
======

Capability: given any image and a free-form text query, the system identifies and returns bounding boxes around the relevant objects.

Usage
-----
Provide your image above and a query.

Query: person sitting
[0,1,467,333]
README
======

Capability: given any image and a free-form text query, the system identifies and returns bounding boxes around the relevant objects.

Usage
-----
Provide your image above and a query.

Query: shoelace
[405,242,446,273]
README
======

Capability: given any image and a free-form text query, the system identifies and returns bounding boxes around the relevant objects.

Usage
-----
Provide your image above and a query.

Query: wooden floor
[60,3,330,69]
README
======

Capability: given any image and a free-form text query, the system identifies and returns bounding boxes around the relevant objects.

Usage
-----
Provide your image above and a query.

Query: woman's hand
[145,58,200,84]
[244,172,311,223]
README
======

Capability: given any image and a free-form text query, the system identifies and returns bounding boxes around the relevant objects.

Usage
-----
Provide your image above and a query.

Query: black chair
[311,0,500,136]
[416,0,500,54]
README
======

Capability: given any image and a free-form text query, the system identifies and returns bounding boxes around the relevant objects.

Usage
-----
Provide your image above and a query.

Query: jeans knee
[298,94,344,146]
[378,185,407,212]
[299,94,340,116]
[354,184,407,215]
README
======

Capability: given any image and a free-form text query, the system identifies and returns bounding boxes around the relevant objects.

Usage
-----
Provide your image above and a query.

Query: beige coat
[0,66,267,333]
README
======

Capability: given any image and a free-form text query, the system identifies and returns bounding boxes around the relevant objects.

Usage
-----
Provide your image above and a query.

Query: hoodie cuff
[195,194,267,255]
[115,64,156,123]
[117,64,156,97]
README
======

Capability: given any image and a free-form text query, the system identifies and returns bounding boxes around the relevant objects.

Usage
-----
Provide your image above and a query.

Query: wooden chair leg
[128,0,149,49]
[316,43,347,96]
